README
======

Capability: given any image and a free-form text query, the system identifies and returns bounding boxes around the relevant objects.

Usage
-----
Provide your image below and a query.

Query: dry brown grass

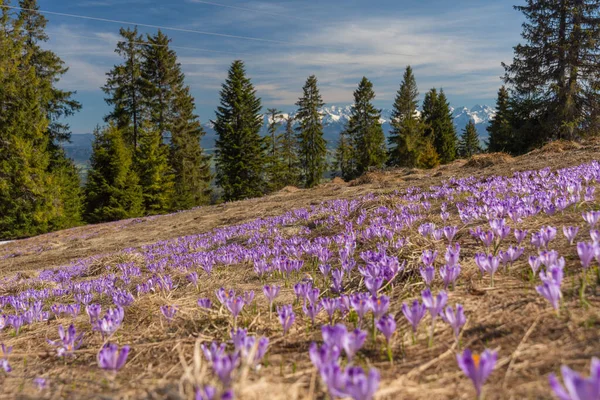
[1,144,600,399]
[463,153,514,168]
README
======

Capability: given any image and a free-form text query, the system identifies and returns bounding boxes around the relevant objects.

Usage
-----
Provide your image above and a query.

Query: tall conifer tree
[388,66,426,167]
[265,108,287,192]
[16,0,84,230]
[296,75,327,188]
[213,60,265,201]
[136,123,174,214]
[504,0,600,141]
[344,77,387,178]
[422,88,456,164]
[487,86,515,153]
[84,124,143,222]
[432,90,457,164]
[458,120,481,158]
[0,5,56,238]
[170,86,212,209]
[103,27,145,150]
[279,115,301,187]
[335,131,355,180]
[139,31,211,208]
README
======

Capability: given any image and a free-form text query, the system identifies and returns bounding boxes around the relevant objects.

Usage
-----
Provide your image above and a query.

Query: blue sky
[34,0,524,134]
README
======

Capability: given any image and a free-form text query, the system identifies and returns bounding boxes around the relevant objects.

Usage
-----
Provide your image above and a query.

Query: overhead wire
[0,4,415,57]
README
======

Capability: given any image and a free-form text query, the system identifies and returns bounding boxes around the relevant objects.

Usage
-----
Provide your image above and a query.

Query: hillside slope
[0,139,599,399]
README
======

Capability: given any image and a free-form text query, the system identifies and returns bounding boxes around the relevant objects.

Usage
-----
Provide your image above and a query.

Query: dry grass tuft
[464,153,514,168]
[533,139,584,154]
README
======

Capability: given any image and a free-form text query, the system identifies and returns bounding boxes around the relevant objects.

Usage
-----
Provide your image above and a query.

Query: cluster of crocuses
[309,324,379,400]
[0,160,597,397]
[200,328,268,396]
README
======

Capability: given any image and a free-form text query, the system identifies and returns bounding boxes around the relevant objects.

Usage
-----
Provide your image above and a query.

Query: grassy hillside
[0,139,599,399]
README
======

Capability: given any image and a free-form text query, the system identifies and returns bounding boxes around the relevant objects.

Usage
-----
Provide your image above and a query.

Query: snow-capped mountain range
[64,104,496,171]
[201,104,495,149]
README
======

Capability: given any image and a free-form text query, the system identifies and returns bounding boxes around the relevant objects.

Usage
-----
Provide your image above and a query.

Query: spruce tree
[279,115,301,187]
[421,88,438,139]
[504,0,600,141]
[335,131,355,180]
[0,5,56,238]
[170,86,212,209]
[141,30,178,141]
[487,86,515,153]
[423,88,456,164]
[103,27,145,150]
[432,90,457,164]
[84,124,144,223]
[137,122,174,214]
[458,120,481,158]
[213,60,266,201]
[388,66,426,167]
[16,0,84,229]
[344,77,387,178]
[296,75,327,188]
[265,108,287,192]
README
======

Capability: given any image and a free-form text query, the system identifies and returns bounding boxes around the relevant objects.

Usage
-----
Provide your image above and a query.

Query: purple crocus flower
[97,343,130,372]
[212,353,239,387]
[344,367,380,400]
[86,304,102,324]
[322,324,348,350]
[263,285,280,305]
[475,254,499,286]
[577,242,596,269]
[456,349,497,399]
[302,301,323,325]
[443,226,458,243]
[549,357,600,400]
[350,293,371,327]
[441,304,466,338]
[198,298,212,309]
[421,289,448,320]
[309,342,341,370]
[47,324,84,357]
[591,230,600,243]
[364,277,383,297]
[331,269,344,293]
[583,211,600,227]
[277,304,295,335]
[529,256,542,275]
[422,250,438,266]
[422,289,448,346]
[201,342,226,363]
[402,300,427,334]
[242,290,255,306]
[440,264,461,290]
[294,282,311,302]
[343,328,367,361]
[187,272,199,287]
[321,297,340,324]
[420,265,435,287]
[369,295,390,320]
[432,228,444,241]
[263,285,280,318]
[160,305,177,322]
[225,297,245,327]
[376,314,396,343]
[514,229,528,245]
[536,279,562,312]
[563,226,579,245]
[1,344,11,373]
[445,243,461,267]
[33,377,48,391]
